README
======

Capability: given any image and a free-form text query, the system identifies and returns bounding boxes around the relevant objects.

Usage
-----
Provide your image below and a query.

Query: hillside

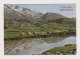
[4,4,66,21]
[4,4,76,39]
[4,4,43,20]
[42,12,66,20]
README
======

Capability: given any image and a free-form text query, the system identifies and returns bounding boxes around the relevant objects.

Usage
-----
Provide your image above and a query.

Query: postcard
[4,4,76,55]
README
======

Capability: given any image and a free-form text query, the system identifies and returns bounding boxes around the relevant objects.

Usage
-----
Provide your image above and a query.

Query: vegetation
[42,44,76,55]
[4,18,76,40]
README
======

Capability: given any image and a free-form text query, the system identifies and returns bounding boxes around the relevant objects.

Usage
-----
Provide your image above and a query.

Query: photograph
[4,4,76,55]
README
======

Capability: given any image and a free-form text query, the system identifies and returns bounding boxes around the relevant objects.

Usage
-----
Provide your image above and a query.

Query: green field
[4,18,76,39]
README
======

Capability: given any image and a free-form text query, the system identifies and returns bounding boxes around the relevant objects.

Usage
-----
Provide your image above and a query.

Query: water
[4,35,76,55]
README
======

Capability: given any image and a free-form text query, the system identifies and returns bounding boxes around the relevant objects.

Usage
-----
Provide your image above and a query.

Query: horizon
[14,4,76,18]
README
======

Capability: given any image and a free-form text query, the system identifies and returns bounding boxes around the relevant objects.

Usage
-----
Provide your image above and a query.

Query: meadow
[4,18,76,40]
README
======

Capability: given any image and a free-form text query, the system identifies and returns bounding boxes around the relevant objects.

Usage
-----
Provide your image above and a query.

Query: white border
[0,0,80,59]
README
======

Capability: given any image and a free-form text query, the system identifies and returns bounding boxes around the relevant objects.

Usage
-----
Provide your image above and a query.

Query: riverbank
[4,32,76,40]
[42,44,76,55]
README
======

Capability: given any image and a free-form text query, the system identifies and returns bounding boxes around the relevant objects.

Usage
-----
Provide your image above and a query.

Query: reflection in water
[4,35,76,55]
[43,37,65,44]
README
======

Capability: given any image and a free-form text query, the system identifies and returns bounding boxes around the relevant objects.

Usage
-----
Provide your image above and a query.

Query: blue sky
[14,4,76,18]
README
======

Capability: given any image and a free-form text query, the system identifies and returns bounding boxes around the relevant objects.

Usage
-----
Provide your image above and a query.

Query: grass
[4,30,76,40]
[4,18,76,40]
[4,31,48,39]
[42,44,76,55]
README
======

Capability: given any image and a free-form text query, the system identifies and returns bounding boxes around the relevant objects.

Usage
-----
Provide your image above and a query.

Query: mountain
[42,12,66,20]
[4,4,43,20]
[4,4,76,30]
[4,4,66,21]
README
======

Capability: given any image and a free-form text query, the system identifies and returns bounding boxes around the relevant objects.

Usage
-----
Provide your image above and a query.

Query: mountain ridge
[4,4,66,20]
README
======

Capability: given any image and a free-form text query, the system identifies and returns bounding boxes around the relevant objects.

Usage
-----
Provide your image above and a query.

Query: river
[4,35,76,55]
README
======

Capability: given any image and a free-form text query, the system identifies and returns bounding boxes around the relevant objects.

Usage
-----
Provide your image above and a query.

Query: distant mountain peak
[42,12,66,20]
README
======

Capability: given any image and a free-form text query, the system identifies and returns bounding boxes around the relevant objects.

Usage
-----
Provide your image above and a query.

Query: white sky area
[14,4,76,18]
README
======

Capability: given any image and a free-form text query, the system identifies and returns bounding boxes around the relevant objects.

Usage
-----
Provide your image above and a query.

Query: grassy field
[4,29,76,40]
[4,18,76,40]
[42,44,76,55]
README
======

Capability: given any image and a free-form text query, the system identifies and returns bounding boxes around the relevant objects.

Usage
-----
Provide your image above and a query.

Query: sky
[14,4,76,18]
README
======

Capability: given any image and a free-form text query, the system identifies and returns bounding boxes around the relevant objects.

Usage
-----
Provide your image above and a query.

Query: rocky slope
[4,4,43,20]
[4,4,66,21]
